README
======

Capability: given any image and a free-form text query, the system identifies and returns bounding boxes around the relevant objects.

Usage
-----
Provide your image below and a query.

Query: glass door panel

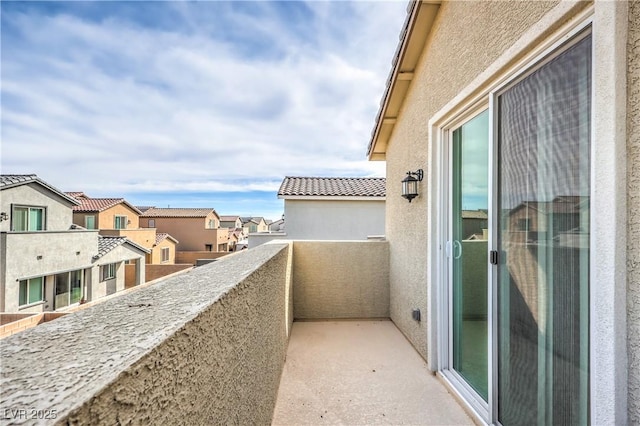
[54,272,70,309]
[451,110,489,401]
[497,33,591,425]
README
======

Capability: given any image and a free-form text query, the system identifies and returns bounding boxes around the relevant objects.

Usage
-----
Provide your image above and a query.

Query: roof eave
[367,0,441,161]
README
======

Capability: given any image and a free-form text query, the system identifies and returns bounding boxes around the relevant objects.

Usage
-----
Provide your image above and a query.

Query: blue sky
[0,1,407,221]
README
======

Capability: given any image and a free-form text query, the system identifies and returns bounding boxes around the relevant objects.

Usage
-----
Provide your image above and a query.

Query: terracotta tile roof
[94,236,150,259]
[141,207,217,218]
[136,206,154,214]
[69,196,142,214]
[1,174,80,205]
[278,177,386,198]
[220,215,240,222]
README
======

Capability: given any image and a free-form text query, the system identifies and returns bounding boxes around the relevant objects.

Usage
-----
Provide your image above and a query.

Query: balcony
[0,241,472,425]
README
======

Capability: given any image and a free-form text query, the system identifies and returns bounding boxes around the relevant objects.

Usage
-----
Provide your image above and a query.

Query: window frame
[161,247,170,263]
[19,276,45,307]
[114,215,128,230]
[85,215,96,229]
[100,263,116,281]
[11,205,46,232]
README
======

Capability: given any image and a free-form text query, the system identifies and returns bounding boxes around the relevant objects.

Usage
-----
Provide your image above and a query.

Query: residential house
[219,215,243,230]
[140,208,229,252]
[69,194,179,265]
[269,218,285,232]
[0,175,146,313]
[365,1,637,424]
[89,236,149,301]
[277,177,385,240]
[240,217,269,233]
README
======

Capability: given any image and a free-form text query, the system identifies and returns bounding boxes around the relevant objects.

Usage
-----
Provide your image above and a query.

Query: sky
[0,0,408,221]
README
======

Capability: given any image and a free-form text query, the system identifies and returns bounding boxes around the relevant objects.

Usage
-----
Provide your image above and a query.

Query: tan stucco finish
[628,0,640,421]
[384,0,563,360]
[292,241,389,319]
[73,203,140,230]
[139,215,228,252]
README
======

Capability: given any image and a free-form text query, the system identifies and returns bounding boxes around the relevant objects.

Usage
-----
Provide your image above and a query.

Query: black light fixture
[401,169,424,203]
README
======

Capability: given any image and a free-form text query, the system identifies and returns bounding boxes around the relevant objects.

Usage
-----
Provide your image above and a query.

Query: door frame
[437,104,492,422]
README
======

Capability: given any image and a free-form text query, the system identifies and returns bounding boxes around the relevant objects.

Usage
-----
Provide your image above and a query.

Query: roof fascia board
[367,0,441,160]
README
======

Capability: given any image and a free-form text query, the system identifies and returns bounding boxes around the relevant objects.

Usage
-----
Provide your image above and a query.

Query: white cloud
[1,1,405,203]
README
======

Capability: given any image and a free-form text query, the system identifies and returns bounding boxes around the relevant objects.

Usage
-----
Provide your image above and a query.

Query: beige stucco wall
[1,184,75,232]
[384,0,562,359]
[628,0,640,422]
[292,241,389,319]
[99,228,157,249]
[151,238,176,264]
[139,216,226,252]
[0,243,293,425]
[99,204,140,230]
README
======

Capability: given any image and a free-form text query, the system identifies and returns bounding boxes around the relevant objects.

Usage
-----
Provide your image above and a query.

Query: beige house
[367,1,638,424]
[1,175,146,313]
[240,217,269,233]
[69,194,178,265]
[219,215,243,230]
[140,208,229,252]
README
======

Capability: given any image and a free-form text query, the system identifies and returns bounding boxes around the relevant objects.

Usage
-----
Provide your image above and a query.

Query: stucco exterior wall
[97,204,140,230]
[139,217,226,251]
[0,184,75,232]
[292,241,389,319]
[0,243,293,425]
[628,0,640,422]
[284,199,385,240]
[384,1,561,359]
[0,231,97,312]
[100,228,157,251]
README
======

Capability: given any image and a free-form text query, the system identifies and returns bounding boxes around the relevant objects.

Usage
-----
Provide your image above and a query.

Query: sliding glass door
[442,30,591,425]
[450,110,490,402]
[496,32,591,425]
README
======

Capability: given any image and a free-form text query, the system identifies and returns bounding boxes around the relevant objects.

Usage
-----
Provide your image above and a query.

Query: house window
[12,206,45,231]
[517,218,530,232]
[249,224,257,233]
[205,244,213,252]
[19,277,44,306]
[114,216,127,229]
[207,219,215,229]
[85,215,96,229]
[161,247,170,262]
[100,263,116,281]
[148,219,155,228]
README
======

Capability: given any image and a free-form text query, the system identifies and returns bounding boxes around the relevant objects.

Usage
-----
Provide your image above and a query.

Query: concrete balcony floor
[273,320,474,425]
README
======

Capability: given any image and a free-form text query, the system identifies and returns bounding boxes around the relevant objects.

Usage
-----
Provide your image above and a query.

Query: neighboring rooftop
[68,195,142,214]
[141,207,217,218]
[278,177,386,198]
[1,174,80,205]
[220,215,240,222]
[94,236,150,259]
[154,233,178,246]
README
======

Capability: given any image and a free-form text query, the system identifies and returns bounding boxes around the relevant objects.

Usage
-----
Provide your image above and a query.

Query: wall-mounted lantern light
[401,169,424,203]
[0,212,8,222]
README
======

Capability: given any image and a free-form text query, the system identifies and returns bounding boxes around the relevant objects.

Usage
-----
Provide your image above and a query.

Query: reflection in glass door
[450,110,489,402]
[496,33,591,425]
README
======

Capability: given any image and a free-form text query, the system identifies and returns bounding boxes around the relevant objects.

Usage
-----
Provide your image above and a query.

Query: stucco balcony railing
[0,241,471,425]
